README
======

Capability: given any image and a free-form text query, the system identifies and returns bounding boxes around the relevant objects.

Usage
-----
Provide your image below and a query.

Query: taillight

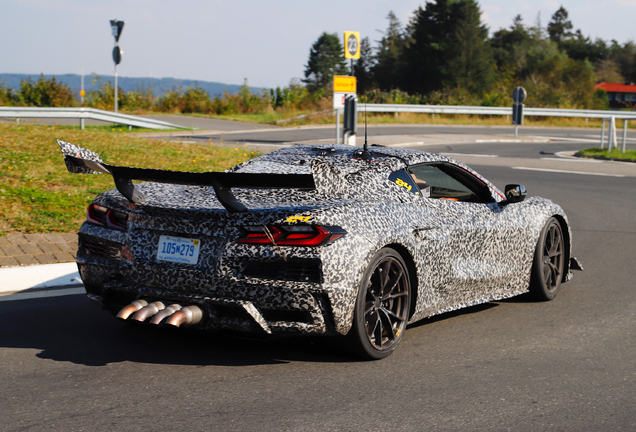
[87,204,129,231]
[238,225,345,246]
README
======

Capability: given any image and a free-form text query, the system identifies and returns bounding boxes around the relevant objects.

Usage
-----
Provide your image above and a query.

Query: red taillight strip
[238,225,345,247]
[86,204,129,231]
[240,226,282,244]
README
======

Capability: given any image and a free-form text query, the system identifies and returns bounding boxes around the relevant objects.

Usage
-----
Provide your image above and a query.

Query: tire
[348,248,411,360]
[530,217,565,301]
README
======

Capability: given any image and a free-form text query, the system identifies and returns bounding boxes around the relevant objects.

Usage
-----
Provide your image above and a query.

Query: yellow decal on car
[285,215,312,223]
[394,178,412,192]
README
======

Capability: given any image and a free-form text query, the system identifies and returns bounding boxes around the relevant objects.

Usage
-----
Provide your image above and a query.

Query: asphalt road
[1,127,635,431]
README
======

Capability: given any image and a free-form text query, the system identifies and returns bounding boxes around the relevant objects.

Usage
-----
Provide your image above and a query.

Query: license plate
[157,235,201,265]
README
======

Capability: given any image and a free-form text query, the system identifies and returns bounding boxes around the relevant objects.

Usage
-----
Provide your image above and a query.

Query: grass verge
[577,147,636,162]
[0,123,259,234]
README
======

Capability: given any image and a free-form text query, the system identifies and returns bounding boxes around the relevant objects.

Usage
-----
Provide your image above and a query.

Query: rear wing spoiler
[56,140,315,213]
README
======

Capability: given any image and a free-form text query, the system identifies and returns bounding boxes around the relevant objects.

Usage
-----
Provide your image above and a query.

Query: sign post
[333,76,357,144]
[110,19,125,113]
[512,86,526,137]
[344,31,360,75]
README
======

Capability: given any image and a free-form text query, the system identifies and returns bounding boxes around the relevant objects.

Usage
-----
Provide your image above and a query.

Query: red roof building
[594,82,636,109]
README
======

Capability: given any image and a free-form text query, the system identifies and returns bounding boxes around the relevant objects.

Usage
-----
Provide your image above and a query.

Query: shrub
[19,75,74,107]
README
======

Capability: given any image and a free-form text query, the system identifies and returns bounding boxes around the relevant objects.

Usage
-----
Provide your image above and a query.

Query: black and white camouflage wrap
[63,143,577,337]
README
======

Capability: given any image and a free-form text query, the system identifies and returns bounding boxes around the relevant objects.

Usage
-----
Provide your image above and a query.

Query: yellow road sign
[344,31,360,59]
[334,76,357,93]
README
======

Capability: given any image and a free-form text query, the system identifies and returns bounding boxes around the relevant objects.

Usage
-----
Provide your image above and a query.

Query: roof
[594,82,636,93]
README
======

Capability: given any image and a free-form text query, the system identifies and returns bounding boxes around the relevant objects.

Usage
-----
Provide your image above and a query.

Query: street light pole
[110,19,125,113]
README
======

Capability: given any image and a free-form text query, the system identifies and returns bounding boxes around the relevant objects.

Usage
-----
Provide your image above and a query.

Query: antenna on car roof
[359,100,370,160]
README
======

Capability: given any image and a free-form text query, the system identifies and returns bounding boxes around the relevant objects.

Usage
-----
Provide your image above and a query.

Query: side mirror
[502,184,527,205]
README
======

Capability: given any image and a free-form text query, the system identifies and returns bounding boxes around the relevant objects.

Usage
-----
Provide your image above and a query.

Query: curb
[0,262,82,294]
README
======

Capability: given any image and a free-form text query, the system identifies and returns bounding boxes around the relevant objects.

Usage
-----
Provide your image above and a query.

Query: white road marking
[441,152,499,158]
[512,167,625,177]
[0,287,85,302]
[584,134,636,141]
[536,136,599,143]
[540,157,602,163]
[389,142,425,147]
[475,139,549,142]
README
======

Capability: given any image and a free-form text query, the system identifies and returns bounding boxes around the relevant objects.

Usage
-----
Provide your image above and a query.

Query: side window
[388,169,420,196]
[407,163,495,203]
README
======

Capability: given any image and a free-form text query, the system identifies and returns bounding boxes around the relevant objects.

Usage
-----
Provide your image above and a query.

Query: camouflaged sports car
[57,140,582,359]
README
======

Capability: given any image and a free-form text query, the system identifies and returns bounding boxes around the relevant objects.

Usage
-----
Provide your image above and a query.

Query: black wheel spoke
[366,310,379,342]
[381,267,404,299]
[381,307,403,322]
[386,292,408,300]
[378,308,395,343]
[373,312,384,346]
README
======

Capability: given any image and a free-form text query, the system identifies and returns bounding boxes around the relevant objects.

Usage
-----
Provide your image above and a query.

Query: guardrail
[358,103,636,120]
[0,107,189,130]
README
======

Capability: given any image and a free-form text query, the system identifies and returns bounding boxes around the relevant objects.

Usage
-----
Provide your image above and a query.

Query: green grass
[0,123,259,234]
[577,147,636,161]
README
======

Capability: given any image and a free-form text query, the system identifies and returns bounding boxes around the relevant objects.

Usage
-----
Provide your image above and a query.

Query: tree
[353,37,374,93]
[372,11,407,91]
[303,32,348,92]
[491,15,533,69]
[547,6,573,43]
[402,0,455,95]
[446,0,494,94]
[403,0,494,96]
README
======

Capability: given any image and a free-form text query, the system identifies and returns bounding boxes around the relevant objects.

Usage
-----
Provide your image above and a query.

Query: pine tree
[372,11,407,91]
[303,33,349,92]
[403,0,493,96]
[447,0,494,95]
[547,6,573,43]
[353,37,374,93]
[402,0,455,95]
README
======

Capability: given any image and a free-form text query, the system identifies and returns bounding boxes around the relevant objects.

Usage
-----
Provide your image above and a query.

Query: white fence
[0,107,188,130]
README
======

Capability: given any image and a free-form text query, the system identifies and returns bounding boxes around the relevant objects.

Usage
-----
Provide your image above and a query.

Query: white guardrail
[356,103,633,151]
[0,107,188,130]
[359,103,636,120]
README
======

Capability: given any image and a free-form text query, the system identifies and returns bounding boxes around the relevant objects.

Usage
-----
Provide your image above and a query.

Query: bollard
[622,119,628,154]
[601,119,606,150]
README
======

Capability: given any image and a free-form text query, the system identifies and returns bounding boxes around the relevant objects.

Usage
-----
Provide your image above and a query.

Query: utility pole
[110,19,125,112]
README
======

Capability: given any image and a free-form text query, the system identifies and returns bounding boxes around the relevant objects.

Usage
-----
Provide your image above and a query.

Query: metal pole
[609,116,617,150]
[81,69,84,105]
[335,109,340,144]
[601,119,606,150]
[114,64,118,113]
[622,119,628,154]
[80,118,85,131]
[515,124,518,137]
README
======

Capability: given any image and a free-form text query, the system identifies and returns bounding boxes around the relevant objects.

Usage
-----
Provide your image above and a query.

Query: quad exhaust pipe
[116,300,202,327]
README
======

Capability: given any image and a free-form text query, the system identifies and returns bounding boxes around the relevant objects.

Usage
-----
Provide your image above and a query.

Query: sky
[3,0,636,89]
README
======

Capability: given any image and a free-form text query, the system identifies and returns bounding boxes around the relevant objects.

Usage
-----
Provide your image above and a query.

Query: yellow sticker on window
[394,177,412,192]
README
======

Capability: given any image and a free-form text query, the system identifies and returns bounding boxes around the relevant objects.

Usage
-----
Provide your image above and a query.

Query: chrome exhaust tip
[116,300,148,320]
[149,304,183,325]
[165,305,203,328]
[131,301,166,322]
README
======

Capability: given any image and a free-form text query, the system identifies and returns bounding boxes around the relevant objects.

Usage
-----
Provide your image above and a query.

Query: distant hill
[0,73,265,98]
